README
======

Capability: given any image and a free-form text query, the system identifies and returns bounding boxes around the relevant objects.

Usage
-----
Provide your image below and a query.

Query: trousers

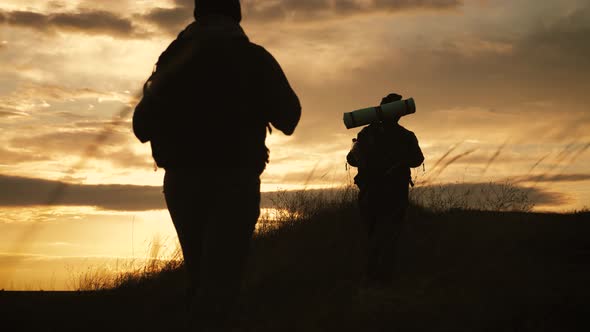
[359,188,408,285]
[164,169,260,324]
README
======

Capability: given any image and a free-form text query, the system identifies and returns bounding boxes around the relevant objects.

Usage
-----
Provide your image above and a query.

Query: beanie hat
[194,0,242,23]
[380,93,403,105]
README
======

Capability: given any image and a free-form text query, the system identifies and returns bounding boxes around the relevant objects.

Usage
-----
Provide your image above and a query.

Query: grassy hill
[1,189,589,331]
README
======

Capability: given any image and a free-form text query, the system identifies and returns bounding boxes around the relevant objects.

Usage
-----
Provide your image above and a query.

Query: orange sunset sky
[1,0,589,289]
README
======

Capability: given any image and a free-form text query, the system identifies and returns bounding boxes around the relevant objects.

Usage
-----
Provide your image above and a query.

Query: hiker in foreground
[132,0,301,328]
[347,93,424,287]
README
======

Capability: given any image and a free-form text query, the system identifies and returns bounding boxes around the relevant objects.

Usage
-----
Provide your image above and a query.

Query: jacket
[133,19,301,174]
[347,122,424,203]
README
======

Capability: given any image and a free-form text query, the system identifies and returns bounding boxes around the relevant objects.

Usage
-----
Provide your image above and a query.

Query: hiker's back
[365,124,410,171]
[134,18,300,173]
[358,123,423,204]
[357,123,414,183]
[151,36,271,172]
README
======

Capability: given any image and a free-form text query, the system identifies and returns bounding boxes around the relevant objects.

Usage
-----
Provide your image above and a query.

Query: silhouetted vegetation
[2,184,590,331]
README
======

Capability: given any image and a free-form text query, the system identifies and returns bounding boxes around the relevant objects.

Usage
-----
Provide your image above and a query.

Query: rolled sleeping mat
[343,98,416,129]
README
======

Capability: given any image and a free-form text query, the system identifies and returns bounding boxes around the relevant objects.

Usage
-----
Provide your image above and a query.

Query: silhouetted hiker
[132,0,301,328]
[347,93,423,287]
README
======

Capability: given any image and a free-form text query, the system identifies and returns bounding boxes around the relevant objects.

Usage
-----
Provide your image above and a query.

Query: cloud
[0,0,464,39]
[11,130,129,155]
[26,84,131,103]
[516,174,590,183]
[449,5,589,102]
[139,0,463,35]
[520,4,590,64]
[0,83,148,170]
[0,9,141,38]
[0,173,573,212]
[0,0,587,211]
[0,83,134,116]
[410,182,571,209]
[7,128,151,169]
[243,0,463,23]
[0,147,48,165]
[0,174,165,211]
[270,2,590,155]
[0,108,28,118]
[141,5,193,36]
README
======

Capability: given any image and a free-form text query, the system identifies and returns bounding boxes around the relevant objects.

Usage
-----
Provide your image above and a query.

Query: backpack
[353,123,412,191]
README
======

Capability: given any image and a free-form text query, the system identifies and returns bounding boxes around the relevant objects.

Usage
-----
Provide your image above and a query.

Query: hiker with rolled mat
[345,93,424,287]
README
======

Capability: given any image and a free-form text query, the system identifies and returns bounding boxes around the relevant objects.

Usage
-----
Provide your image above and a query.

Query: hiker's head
[194,0,242,23]
[380,93,403,123]
[380,93,403,106]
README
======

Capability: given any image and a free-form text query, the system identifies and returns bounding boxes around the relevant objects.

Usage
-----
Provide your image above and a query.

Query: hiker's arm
[132,96,156,143]
[407,132,424,168]
[347,149,359,167]
[257,48,301,136]
[133,28,193,144]
[347,130,369,168]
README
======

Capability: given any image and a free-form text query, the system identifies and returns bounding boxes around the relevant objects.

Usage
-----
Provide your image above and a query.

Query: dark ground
[1,207,589,331]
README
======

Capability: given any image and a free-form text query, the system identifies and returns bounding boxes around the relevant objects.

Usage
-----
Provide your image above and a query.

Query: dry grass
[17,178,589,332]
[68,240,183,291]
[410,181,535,213]
[72,178,536,291]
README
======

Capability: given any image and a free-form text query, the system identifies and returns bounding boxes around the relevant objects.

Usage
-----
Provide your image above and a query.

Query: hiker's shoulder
[358,125,373,138]
[244,43,277,61]
[394,123,416,137]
